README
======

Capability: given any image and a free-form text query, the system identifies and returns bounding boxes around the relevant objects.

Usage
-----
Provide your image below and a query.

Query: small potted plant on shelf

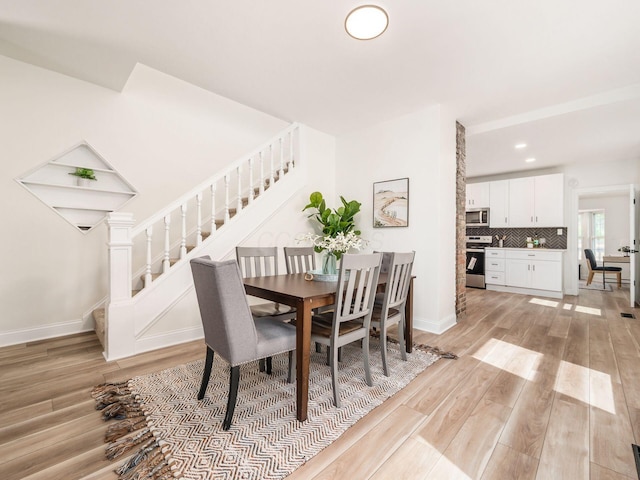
[69,167,97,187]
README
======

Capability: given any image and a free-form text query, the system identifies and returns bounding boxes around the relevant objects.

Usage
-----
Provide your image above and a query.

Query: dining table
[243,272,414,422]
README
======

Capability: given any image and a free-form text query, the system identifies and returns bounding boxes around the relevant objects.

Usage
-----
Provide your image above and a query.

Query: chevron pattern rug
[93,339,440,479]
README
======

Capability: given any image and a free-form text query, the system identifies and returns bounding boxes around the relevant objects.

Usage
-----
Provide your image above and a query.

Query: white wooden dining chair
[235,246,296,320]
[369,251,415,376]
[283,246,316,274]
[309,252,382,407]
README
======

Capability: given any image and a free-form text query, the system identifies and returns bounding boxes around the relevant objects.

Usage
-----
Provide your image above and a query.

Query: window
[578,210,605,261]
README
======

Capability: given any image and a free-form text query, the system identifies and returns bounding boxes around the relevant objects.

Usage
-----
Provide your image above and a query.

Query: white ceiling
[1,0,639,177]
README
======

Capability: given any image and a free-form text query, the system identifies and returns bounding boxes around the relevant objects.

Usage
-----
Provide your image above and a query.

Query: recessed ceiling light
[525,158,536,163]
[345,5,389,40]
[515,143,527,149]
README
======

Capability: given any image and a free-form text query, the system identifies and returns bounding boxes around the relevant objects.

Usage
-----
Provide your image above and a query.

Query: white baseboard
[413,313,457,335]
[0,319,92,347]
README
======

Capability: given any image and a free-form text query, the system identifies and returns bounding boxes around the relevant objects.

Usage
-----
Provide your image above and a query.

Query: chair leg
[363,334,372,387]
[197,347,214,400]
[398,316,407,362]
[380,324,390,377]
[586,272,594,286]
[617,272,622,288]
[223,366,240,431]
[265,356,273,375]
[259,358,266,372]
[287,350,296,383]
[330,340,341,408]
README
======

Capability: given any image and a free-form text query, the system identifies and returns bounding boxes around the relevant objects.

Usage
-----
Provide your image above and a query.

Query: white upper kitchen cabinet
[533,173,564,227]
[508,174,564,227]
[466,182,490,210]
[508,177,535,227]
[489,180,509,228]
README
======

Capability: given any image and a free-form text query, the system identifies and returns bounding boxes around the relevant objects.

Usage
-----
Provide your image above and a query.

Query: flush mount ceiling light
[525,158,536,163]
[345,5,389,40]
[515,143,527,149]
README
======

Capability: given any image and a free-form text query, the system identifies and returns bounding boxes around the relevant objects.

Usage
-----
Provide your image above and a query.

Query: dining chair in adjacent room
[370,251,415,376]
[190,257,296,430]
[309,252,382,407]
[235,246,296,320]
[584,248,622,288]
[283,246,316,274]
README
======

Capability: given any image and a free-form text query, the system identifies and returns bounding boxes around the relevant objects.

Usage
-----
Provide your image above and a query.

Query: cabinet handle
[531,216,533,222]
[536,216,538,222]
[533,265,536,271]
[528,254,535,256]
[528,265,530,271]
[505,217,507,224]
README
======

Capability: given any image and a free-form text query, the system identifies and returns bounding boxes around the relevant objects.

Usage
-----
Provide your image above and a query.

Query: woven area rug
[93,338,442,480]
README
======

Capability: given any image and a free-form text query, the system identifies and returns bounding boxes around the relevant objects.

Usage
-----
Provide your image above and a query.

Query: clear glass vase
[322,251,337,275]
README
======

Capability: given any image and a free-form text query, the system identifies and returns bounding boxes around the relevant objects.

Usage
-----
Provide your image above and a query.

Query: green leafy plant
[69,167,97,180]
[302,191,361,238]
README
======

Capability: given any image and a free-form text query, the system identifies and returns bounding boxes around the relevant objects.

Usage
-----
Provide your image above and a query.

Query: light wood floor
[1,286,639,479]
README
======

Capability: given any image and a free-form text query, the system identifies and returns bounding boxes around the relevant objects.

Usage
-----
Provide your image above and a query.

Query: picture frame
[373,177,409,228]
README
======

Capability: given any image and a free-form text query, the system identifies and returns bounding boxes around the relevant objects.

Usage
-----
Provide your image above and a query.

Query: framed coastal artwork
[373,177,409,228]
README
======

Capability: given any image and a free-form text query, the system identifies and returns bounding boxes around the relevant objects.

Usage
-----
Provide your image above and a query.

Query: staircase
[95,123,302,360]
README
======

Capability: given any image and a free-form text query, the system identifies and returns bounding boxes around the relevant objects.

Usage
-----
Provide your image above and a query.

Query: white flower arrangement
[299,231,364,259]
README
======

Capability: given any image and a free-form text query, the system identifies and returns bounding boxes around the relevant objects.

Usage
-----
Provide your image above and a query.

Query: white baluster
[236,165,243,213]
[224,174,231,223]
[259,151,265,195]
[145,226,153,288]
[210,183,217,231]
[163,215,171,273]
[248,157,254,204]
[196,192,203,246]
[269,144,275,188]
[279,137,285,178]
[180,204,187,258]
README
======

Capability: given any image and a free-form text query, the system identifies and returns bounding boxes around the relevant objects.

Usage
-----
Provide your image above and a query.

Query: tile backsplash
[466,227,568,249]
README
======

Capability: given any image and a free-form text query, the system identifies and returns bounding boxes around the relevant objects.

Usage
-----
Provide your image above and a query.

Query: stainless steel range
[466,235,493,289]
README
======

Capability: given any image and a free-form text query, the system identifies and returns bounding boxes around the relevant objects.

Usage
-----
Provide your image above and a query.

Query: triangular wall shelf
[16,142,138,233]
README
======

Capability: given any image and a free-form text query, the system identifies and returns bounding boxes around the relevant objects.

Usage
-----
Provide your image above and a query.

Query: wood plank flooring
[1,286,639,479]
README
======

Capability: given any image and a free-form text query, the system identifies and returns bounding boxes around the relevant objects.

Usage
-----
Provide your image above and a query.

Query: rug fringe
[93,381,178,480]
[369,331,458,360]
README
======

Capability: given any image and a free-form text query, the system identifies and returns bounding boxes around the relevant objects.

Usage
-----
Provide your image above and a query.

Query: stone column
[455,122,467,316]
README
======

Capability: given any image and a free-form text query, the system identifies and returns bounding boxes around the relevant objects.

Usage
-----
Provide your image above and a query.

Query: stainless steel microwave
[466,208,489,227]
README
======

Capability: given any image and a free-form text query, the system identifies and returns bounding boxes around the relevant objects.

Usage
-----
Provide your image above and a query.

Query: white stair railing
[107,123,299,300]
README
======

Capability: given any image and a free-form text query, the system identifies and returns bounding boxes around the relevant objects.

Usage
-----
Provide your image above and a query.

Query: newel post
[107,212,135,301]
[105,212,136,360]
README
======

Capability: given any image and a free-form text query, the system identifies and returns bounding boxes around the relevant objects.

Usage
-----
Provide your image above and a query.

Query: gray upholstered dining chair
[283,246,316,274]
[370,251,415,376]
[235,246,296,320]
[309,252,382,408]
[190,257,296,430]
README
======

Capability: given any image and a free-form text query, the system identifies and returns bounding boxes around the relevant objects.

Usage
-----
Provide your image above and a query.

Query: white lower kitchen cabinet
[485,248,564,298]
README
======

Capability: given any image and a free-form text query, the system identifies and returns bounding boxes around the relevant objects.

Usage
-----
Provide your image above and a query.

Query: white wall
[0,55,289,344]
[334,105,458,333]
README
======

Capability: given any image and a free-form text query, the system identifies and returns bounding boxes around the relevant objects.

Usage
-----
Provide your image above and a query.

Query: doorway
[569,184,639,307]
